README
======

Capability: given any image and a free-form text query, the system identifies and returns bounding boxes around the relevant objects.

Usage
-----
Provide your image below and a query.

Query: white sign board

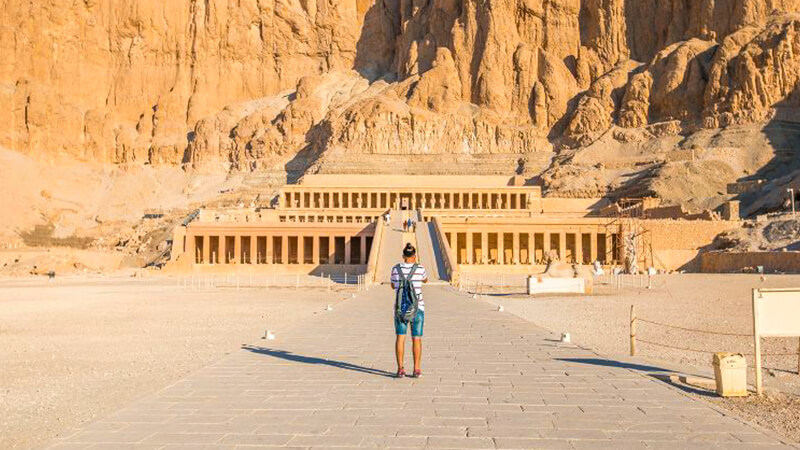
[752,288,800,394]
[528,277,585,295]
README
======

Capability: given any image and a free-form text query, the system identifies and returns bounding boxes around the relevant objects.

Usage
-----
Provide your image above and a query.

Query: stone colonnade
[445,227,620,265]
[280,187,540,211]
[278,214,379,224]
[185,228,374,266]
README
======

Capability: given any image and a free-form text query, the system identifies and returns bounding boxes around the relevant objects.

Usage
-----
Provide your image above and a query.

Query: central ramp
[374,212,410,284]
[374,211,449,285]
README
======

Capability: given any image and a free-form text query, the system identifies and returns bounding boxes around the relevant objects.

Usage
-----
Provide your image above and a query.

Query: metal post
[630,304,637,357]
[753,289,763,395]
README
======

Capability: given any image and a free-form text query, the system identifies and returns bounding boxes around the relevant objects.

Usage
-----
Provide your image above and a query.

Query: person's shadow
[242,345,395,378]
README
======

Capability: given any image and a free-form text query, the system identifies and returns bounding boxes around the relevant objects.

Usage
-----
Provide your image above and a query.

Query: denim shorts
[395,309,424,337]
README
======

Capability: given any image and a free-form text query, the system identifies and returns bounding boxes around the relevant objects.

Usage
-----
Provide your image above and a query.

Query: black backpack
[394,263,419,323]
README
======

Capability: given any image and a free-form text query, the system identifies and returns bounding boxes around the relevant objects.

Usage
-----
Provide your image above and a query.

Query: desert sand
[0,276,353,450]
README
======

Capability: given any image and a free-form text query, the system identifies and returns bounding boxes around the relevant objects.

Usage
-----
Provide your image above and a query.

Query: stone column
[590,232,598,263]
[543,232,551,260]
[219,236,227,264]
[186,233,196,263]
[497,232,505,265]
[312,235,320,265]
[512,233,520,264]
[250,236,257,264]
[297,235,305,265]
[234,235,241,264]
[481,232,489,264]
[344,237,352,265]
[466,232,474,264]
[360,235,367,264]
[477,192,483,209]
[281,235,289,265]
[528,232,535,264]
[266,235,273,264]
[202,235,210,264]
[559,232,567,262]
[575,231,583,265]
[606,233,614,264]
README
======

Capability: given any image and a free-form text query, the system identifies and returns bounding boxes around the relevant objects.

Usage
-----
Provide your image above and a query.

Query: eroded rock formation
[1,0,799,180]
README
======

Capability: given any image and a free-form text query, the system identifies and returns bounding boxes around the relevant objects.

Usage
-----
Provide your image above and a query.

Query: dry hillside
[1,0,800,260]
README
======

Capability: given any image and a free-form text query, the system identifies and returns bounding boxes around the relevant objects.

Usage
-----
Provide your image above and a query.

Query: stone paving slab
[50,286,795,449]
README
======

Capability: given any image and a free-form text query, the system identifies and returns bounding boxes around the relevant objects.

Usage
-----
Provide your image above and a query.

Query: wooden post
[753,289,763,396]
[630,304,637,357]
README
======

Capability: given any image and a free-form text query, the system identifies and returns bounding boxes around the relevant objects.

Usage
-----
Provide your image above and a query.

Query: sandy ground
[485,274,800,443]
[0,275,352,450]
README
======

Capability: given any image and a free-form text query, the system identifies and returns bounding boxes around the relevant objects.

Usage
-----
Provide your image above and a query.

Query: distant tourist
[391,243,428,378]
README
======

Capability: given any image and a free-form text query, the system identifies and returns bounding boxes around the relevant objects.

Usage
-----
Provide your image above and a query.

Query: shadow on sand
[242,345,395,378]
[556,357,723,397]
[555,357,671,373]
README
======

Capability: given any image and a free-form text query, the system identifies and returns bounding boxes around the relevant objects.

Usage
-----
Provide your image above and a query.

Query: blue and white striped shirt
[391,263,428,310]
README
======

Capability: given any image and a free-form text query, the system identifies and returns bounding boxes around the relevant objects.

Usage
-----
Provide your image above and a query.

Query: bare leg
[412,337,422,372]
[395,335,405,370]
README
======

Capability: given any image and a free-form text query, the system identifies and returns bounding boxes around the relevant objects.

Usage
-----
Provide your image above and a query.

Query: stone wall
[642,219,741,271]
[700,251,800,273]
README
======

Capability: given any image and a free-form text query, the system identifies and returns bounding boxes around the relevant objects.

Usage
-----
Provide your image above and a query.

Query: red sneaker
[395,368,406,378]
[411,369,422,378]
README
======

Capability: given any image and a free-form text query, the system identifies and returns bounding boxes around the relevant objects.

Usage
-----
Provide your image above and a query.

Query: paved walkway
[52,286,791,449]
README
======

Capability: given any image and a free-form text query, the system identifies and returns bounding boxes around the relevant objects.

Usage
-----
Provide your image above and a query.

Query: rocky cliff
[2,0,800,193]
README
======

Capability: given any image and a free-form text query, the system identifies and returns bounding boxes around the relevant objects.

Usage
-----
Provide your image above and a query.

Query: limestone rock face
[1,0,800,177]
[0,0,361,163]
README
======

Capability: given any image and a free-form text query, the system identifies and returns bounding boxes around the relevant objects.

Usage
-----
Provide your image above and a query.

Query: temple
[168,175,740,281]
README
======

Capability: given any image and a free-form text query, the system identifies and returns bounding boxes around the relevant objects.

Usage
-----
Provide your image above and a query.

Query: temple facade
[168,175,736,278]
